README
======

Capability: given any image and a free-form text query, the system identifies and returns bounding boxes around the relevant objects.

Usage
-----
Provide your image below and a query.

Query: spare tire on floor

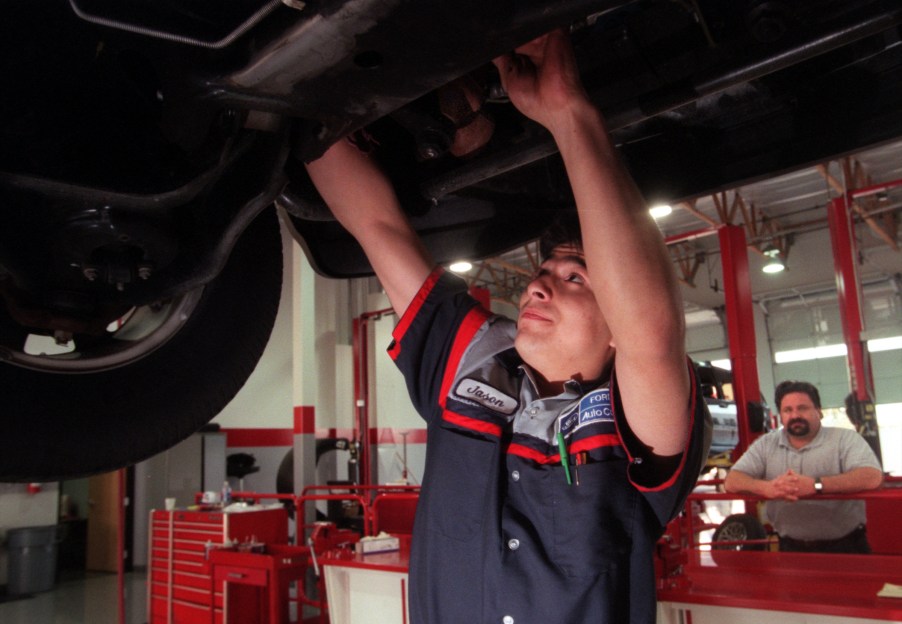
[712,513,768,551]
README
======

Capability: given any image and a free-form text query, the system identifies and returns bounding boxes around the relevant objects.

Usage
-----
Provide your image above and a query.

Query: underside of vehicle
[2,0,901,479]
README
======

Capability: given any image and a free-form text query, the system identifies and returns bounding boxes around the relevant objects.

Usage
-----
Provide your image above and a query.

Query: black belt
[779,525,868,551]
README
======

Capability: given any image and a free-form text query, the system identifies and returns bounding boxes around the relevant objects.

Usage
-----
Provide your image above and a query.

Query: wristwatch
[814,477,824,494]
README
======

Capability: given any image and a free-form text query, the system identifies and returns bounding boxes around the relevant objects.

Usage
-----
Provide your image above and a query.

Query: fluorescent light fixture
[710,359,732,370]
[868,336,902,353]
[649,204,672,219]
[774,335,902,363]
[775,343,846,363]
[685,308,721,328]
[449,261,473,274]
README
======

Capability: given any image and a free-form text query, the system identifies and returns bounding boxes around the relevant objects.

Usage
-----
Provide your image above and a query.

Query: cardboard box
[355,534,400,555]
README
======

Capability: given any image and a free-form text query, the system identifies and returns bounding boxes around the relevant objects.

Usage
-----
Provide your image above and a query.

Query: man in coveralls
[306,29,711,624]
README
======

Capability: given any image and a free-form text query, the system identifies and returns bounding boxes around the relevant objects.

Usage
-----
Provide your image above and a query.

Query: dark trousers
[779,524,871,554]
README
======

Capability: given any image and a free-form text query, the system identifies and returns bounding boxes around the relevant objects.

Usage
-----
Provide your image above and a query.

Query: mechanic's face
[515,244,613,388]
[779,391,822,440]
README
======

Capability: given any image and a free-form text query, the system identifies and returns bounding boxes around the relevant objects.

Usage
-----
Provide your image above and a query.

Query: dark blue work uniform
[389,269,712,624]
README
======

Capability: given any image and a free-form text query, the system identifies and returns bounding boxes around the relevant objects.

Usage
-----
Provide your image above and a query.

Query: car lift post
[718,224,763,462]
[825,178,902,462]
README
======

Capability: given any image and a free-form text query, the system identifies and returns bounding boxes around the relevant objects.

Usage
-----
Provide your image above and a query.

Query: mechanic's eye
[565,273,584,283]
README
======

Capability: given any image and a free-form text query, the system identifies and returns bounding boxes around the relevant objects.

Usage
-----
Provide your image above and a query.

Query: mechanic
[724,380,883,554]
[306,29,711,624]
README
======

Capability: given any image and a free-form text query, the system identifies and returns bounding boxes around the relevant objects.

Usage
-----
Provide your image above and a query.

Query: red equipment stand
[147,487,420,624]
[209,545,309,624]
[147,506,289,624]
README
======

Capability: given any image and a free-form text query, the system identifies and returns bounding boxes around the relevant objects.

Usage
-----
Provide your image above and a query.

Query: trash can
[6,525,59,595]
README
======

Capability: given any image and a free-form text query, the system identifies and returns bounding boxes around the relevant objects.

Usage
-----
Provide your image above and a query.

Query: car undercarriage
[2,0,901,479]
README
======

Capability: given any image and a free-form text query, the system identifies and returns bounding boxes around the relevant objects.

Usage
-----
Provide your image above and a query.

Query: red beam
[827,196,874,402]
[718,225,762,460]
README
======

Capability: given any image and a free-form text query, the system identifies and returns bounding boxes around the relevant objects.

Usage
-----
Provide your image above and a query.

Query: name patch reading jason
[454,378,518,415]
[559,387,613,435]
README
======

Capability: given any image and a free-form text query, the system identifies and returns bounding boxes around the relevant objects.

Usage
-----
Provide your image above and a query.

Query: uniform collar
[501,347,608,400]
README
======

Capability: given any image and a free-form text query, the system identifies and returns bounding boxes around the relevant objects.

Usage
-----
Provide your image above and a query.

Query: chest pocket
[424,420,499,541]
[551,459,635,578]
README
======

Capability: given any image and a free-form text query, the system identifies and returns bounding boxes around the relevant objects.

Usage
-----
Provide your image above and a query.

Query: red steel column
[827,195,875,402]
[718,225,763,460]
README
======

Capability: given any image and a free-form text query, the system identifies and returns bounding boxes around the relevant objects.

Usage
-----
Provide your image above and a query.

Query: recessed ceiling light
[449,261,472,274]
[649,204,673,219]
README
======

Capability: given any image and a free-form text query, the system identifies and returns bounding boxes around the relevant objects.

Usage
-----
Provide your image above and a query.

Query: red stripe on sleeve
[438,306,493,408]
[441,409,502,437]
[628,358,699,493]
[389,267,445,361]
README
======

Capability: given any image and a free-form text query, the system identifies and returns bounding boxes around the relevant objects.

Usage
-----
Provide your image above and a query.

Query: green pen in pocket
[556,431,572,486]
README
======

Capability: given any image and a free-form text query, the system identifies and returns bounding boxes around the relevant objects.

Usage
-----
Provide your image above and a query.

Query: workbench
[322,538,410,624]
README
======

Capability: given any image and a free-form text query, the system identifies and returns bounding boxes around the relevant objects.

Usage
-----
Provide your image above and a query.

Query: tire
[0,209,283,481]
[711,513,768,551]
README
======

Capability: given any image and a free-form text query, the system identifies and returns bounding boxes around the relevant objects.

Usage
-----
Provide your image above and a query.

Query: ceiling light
[775,336,902,363]
[762,245,785,274]
[649,204,672,219]
[868,336,902,353]
[449,261,472,274]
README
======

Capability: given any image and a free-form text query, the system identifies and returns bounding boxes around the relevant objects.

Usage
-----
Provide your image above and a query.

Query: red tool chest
[148,506,289,623]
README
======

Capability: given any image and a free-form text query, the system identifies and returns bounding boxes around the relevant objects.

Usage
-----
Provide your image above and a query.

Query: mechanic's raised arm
[495,30,690,457]
[305,139,434,315]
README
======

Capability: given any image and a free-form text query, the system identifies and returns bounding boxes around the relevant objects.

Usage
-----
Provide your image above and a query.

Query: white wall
[369,295,427,484]
[211,218,296,431]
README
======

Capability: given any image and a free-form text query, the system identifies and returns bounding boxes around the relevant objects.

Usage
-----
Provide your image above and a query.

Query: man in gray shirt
[725,380,883,553]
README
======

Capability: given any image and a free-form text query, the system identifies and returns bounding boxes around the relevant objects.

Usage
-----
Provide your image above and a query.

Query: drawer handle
[228,572,245,579]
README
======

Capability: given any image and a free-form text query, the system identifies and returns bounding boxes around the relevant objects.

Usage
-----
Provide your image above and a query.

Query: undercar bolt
[82,266,99,282]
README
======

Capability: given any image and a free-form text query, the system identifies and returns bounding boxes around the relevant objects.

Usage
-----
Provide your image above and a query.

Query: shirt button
[529,408,538,415]
[503,617,514,624]
[511,470,520,482]
[507,538,520,551]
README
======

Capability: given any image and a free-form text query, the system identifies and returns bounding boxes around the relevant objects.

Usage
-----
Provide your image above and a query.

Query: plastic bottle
[221,480,232,506]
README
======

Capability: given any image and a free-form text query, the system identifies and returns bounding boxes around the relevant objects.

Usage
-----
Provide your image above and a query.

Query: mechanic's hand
[492,29,591,134]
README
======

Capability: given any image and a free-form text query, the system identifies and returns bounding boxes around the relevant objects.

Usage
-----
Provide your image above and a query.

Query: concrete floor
[0,570,147,624]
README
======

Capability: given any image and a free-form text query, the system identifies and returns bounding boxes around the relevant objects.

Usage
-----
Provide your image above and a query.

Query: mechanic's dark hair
[539,209,582,262]
[774,380,821,411]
